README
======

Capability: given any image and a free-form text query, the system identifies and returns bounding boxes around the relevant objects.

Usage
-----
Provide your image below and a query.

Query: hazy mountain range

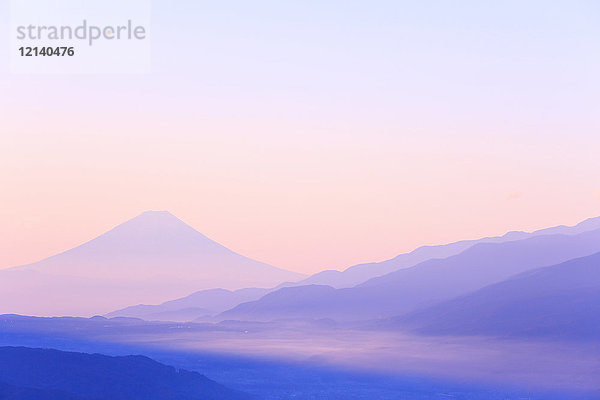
[390,251,600,339]
[218,227,600,322]
[107,215,600,322]
[2,211,600,325]
[295,215,600,288]
[107,287,269,321]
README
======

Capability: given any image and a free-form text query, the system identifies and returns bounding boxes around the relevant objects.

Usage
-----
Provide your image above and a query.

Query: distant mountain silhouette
[0,211,304,316]
[294,216,600,288]
[107,287,269,322]
[388,252,600,339]
[0,346,254,400]
[219,285,338,321]
[219,228,600,322]
[110,216,600,322]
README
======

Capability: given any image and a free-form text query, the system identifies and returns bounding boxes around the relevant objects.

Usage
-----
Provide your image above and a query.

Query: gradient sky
[1,0,599,274]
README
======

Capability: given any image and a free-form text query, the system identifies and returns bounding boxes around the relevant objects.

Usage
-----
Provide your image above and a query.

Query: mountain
[0,346,254,400]
[218,228,600,322]
[106,287,269,322]
[294,216,600,289]
[109,216,600,322]
[389,252,600,339]
[0,211,304,316]
[218,285,339,322]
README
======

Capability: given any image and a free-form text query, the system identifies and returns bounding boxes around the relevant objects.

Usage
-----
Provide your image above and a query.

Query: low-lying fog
[9,317,591,394]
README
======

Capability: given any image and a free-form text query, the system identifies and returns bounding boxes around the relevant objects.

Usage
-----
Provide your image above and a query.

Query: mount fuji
[0,211,304,316]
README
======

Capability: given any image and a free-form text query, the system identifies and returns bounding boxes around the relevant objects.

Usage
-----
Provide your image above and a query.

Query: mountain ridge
[294,216,600,288]
[218,227,600,322]
[388,251,600,339]
[108,215,600,322]
[0,346,254,400]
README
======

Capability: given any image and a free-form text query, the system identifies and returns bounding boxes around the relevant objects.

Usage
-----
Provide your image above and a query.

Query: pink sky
[1,79,598,274]
[1,1,599,274]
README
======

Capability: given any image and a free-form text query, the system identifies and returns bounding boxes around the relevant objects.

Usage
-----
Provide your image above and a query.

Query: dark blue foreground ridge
[0,346,255,400]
